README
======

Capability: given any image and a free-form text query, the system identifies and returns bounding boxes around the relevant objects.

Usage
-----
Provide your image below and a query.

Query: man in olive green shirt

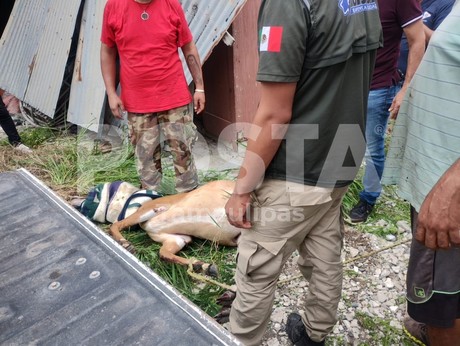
[225,0,382,345]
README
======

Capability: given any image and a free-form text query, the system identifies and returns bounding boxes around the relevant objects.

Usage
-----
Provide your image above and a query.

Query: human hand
[193,90,205,114]
[388,89,405,120]
[225,192,252,229]
[108,94,125,119]
[415,162,460,249]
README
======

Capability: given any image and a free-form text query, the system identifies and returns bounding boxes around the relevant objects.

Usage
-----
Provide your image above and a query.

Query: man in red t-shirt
[100,0,205,193]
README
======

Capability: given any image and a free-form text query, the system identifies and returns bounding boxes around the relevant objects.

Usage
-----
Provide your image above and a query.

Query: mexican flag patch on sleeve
[260,26,283,52]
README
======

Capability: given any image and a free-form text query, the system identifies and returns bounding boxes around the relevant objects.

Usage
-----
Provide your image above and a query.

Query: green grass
[119,223,236,316]
[326,308,417,345]
[342,168,410,239]
[15,126,56,147]
[354,311,414,345]
[342,179,364,215]
[0,126,56,148]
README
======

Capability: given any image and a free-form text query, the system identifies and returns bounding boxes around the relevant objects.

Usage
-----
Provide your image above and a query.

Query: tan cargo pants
[128,104,198,193]
[229,179,347,345]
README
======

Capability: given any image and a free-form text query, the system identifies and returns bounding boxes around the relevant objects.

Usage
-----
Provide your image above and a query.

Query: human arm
[100,43,124,119]
[415,159,460,249]
[423,25,434,44]
[181,41,205,114]
[225,82,297,229]
[389,19,425,119]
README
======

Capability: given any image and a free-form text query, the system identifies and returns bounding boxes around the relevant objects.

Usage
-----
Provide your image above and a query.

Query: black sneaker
[285,313,325,346]
[349,200,374,223]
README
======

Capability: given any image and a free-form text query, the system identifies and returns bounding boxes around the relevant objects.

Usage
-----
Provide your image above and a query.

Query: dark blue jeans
[359,85,401,205]
[0,97,21,146]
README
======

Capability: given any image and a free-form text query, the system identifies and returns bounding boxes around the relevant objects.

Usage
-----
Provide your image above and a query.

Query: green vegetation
[354,311,414,345]
[342,170,410,239]
[125,231,237,315]
[13,126,56,146]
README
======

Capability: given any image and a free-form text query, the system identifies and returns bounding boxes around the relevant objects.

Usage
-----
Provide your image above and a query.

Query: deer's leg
[109,203,163,253]
[154,234,219,277]
[156,234,192,265]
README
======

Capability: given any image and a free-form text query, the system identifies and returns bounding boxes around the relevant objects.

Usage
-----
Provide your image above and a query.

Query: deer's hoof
[206,264,219,277]
[192,261,204,273]
[214,307,231,324]
[119,239,136,254]
[216,290,237,307]
[192,262,219,277]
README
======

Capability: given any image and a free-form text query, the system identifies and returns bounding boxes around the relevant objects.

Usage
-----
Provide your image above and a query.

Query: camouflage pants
[128,104,198,193]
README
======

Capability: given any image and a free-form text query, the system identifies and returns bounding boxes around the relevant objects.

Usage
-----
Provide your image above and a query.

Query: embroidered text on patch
[260,26,283,52]
[339,0,378,16]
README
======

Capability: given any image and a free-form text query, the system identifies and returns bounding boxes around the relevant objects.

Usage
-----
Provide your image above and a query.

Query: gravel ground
[258,223,413,346]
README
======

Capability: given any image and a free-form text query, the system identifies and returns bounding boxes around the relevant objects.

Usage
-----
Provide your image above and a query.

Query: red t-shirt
[101,0,193,113]
[371,0,422,89]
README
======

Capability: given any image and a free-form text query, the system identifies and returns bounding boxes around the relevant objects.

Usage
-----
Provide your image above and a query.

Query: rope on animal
[187,261,236,292]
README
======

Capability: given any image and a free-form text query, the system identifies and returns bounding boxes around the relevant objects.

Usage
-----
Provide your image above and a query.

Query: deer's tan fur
[109,180,240,273]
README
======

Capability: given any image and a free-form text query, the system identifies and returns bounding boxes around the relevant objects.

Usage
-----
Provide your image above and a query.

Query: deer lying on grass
[83,180,241,276]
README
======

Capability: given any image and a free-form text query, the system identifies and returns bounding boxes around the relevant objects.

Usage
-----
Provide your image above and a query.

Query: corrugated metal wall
[180,0,247,83]
[0,0,82,118]
[67,1,106,133]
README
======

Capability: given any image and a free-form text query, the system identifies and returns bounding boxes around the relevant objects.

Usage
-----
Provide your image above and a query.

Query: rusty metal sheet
[0,0,83,118]
[67,0,107,133]
[180,0,248,82]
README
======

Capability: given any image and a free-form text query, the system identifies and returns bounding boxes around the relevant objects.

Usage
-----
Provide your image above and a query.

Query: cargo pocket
[237,237,287,279]
[237,241,258,276]
[183,105,198,148]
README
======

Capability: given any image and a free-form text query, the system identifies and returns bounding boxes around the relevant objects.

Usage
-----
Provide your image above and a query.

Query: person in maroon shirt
[348,0,425,223]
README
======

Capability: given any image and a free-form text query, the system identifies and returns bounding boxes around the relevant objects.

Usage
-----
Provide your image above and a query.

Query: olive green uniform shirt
[258,0,382,187]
